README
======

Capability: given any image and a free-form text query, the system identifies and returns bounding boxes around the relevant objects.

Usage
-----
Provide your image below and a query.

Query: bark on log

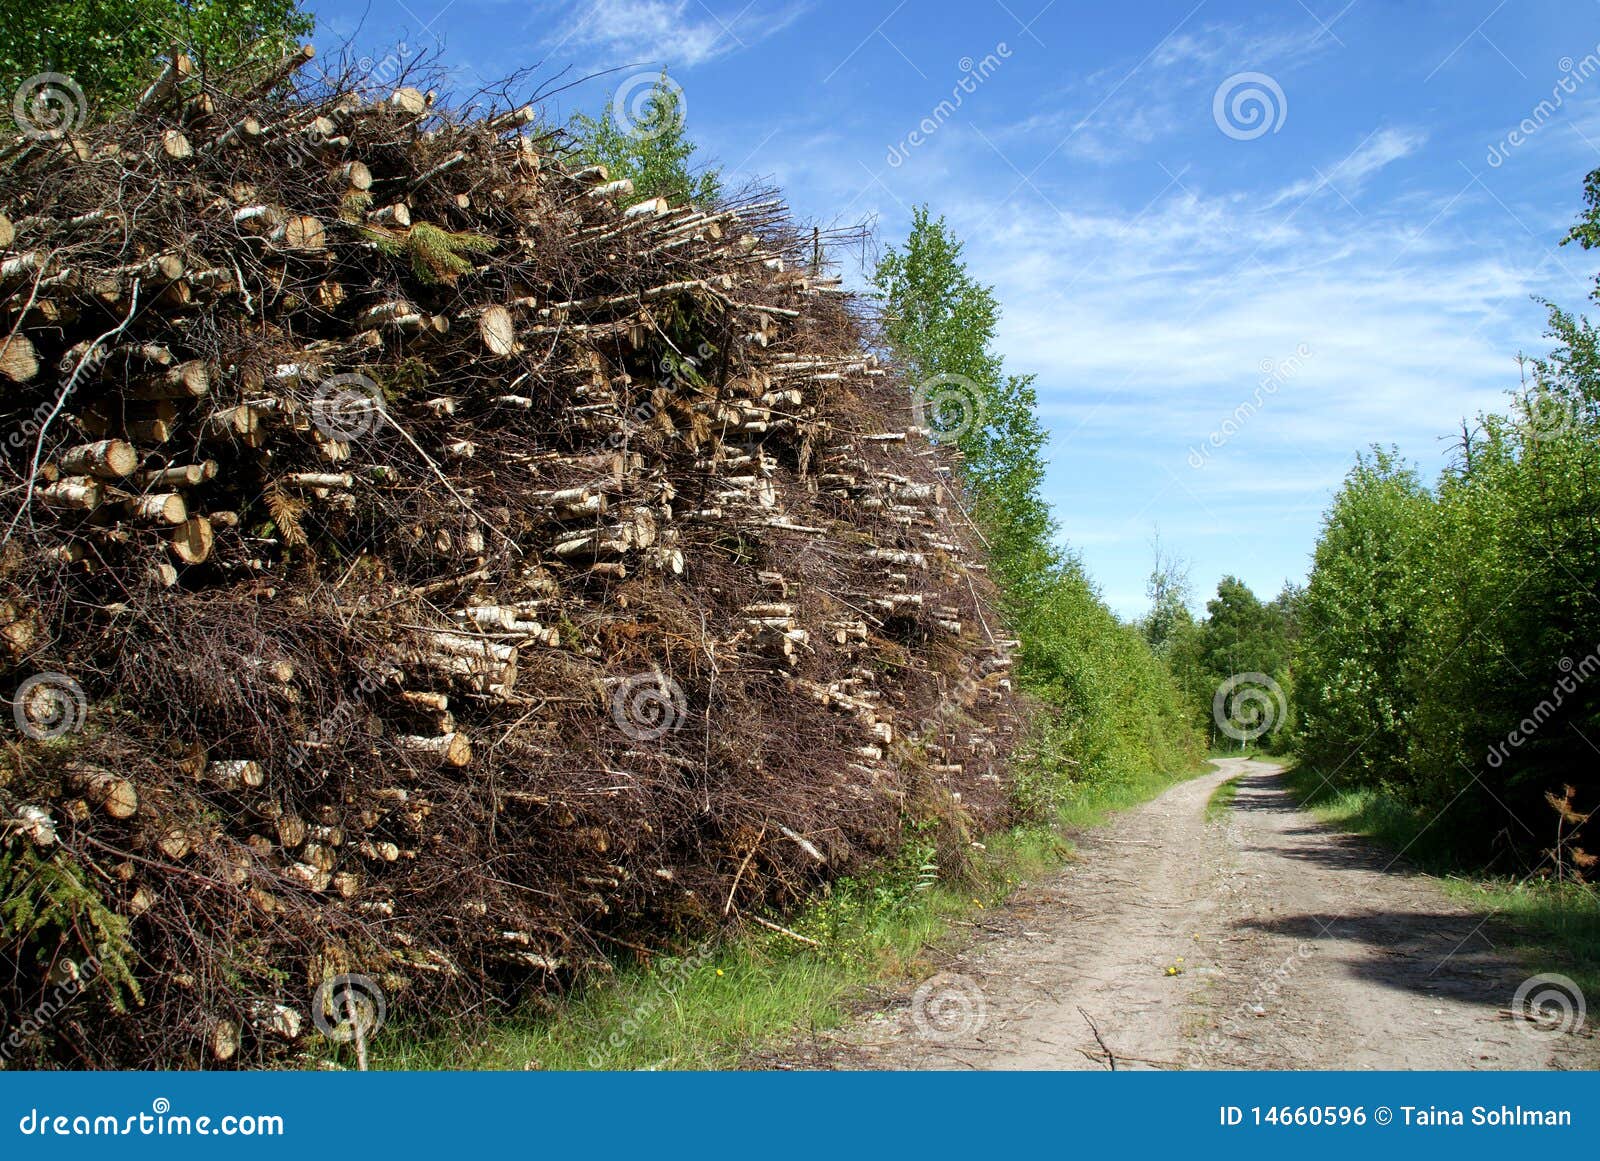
[137,461,217,488]
[271,214,326,250]
[129,360,209,399]
[388,87,430,115]
[36,477,103,511]
[367,203,410,228]
[134,53,195,117]
[60,439,138,479]
[333,160,372,191]
[67,763,139,820]
[396,732,473,768]
[124,492,187,525]
[160,129,193,159]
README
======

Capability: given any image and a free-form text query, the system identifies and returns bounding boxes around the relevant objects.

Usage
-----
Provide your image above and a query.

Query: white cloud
[1003,21,1336,165]
[1269,126,1427,207]
[552,0,807,69]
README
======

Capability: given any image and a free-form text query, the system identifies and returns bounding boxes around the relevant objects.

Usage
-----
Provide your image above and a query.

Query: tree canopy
[1,0,312,115]
[569,72,721,208]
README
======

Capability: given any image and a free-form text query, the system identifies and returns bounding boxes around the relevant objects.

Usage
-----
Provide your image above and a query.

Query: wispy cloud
[1270,126,1428,207]
[1013,20,1337,165]
[552,0,807,69]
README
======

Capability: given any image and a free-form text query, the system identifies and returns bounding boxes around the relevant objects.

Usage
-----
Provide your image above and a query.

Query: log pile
[0,55,1020,1067]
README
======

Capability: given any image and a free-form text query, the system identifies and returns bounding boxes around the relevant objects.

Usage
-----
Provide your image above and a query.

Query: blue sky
[313,0,1600,617]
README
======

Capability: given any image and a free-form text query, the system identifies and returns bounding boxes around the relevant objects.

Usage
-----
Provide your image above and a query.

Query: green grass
[360,761,1209,1071]
[1053,762,1211,830]
[1205,775,1240,821]
[1283,764,1600,999]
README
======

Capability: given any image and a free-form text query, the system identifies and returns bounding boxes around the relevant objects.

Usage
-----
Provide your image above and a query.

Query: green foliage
[1293,167,1600,867]
[1295,449,1432,780]
[0,0,312,115]
[1142,540,1193,655]
[1140,559,1299,753]
[874,207,1202,804]
[0,844,141,1014]
[570,73,721,207]
[401,222,495,286]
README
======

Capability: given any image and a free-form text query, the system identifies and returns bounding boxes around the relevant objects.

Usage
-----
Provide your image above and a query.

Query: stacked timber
[0,52,1020,1067]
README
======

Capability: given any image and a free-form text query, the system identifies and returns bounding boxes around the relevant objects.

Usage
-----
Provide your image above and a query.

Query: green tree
[1188,576,1295,749]
[873,206,1201,803]
[874,206,1056,601]
[1294,449,1430,780]
[570,72,720,207]
[1142,538,1193,653]
[0,0,312,115]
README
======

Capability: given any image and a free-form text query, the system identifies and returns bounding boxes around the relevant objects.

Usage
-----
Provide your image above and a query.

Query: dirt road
[784,760,1595,1070]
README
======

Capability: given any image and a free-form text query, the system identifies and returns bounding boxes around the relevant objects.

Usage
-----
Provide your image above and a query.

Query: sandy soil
[774,759,1596,1070]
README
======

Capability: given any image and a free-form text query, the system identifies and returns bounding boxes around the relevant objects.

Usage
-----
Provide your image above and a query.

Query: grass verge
[1283,764,1600,999]
[363,761,1209,1071]
[1205,776,1240,821]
